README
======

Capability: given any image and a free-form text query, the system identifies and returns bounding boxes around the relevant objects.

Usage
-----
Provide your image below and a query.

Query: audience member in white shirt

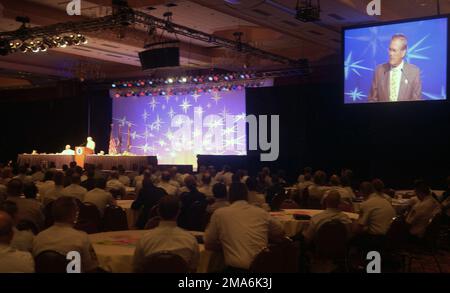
[30,166,45,183]
[322,175,353,205]
[406,180,441,238]
[372,178,393,203]
[0,211,35,273]
[303,191,353,243]
[133,195,200,272]
[0,200,34,252]
[198,173,214,198]
[33,197,99,272]
[215,165,233,186]
[35,171,55,200]
[354,182,396,236]
[205,182,285,271]
[206,183,230,214]
[297,173,314,193]
[118,168,131,187]
[308,170,331,202]
[195,165,207,183]
[169,167,184,187]
[42,172,65,205]
[61,145,75,155]
[83,178,116,217]
[157,171,179,196]
[106,171,126,197]
[61,174,87,201]
[245,177,269,211]
[6,179,45,232]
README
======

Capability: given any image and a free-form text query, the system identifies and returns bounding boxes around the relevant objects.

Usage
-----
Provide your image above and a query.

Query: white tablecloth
[89,230,223,273]
[116,200,137,229]
[270,209,359,237]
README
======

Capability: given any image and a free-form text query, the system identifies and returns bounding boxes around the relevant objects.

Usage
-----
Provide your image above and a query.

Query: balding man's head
[0,211,14,244]
[184,175,197,190]
[372,178,385,193]
[325,190,341,209]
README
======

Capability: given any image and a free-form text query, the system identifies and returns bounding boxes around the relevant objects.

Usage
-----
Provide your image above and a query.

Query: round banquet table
[89,230,224,273]
[270,209,359,237]
[116,200,138,229]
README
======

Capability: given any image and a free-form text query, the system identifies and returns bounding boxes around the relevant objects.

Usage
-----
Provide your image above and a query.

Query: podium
[75,147,94,167]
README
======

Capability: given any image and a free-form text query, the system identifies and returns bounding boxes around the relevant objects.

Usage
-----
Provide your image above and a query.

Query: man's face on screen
[388,38,406,67]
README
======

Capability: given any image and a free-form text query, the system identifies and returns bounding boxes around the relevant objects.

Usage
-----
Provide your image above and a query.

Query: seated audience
[406,180,441,238]
[308,170,330,202]
[265,174,286,205]
[205,182,285,271]
[132,175,167,229]
[303,191,352,243]
[30,166,45,183]
[118,168,131,187]
[106,171,126,197]
[215,165,233,186]
[372,178,392,203]
[36,171,55,199]
[83,178,116,217]
[13,166,33,184]
[0,211,35,273]
[81,169,97,191]
[133,195,200,272]
[354,182,396,236]
[6,179,44,231]
[32,197,99,272]
[297,166,313,183]
[0,201,34,252]
[42,172,65,204]
[245,177,269,211]
[206,183,230,214]
[157,171,179,196]
[322,175,353,205]
[61,174,87,201]
[198,173,214,197]
[177,176,207,230]
[297,172,314,193]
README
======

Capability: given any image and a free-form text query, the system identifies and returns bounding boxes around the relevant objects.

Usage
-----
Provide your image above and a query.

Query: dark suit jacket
[131,185,167,229]
[368,62,422,102]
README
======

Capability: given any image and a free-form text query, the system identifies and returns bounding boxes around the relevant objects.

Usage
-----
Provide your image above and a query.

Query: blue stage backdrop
[344,17,447,104]
[111,89,247,166]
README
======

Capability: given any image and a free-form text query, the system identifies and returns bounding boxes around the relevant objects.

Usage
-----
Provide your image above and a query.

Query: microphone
[401,68,409,85]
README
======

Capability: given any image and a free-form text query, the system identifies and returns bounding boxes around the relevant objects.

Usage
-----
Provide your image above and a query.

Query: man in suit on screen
[368,34,422,102]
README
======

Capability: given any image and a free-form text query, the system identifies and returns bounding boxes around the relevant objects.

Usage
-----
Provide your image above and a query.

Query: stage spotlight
[208,76,213,81]
[224,75,229,81]
[114,93,121,98]
[239,74,245,79]
[112,84,117,88]
[179,77,187,83]
[160,90,166,96]
[148,80,153,85]
[139,91,145,96]
[193,77,198,82]
[213,75,219,81]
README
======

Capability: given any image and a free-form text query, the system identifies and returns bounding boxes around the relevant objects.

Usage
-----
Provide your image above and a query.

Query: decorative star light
[158,139,166,147]
[113,116,128,127]
[206,103,212,109]
[131,131,144,140]
[211,92,222,104]
[194,106,204,116]
[148,97,160,111]
[168,107,176,119]
[165,130,174,141]
[423,86,446,100]
[150,115,164,132]
[141,110,149,122]
[179,98,192,114]
[135,143,151,153]
[164,95,171,103]
[345,27,390,57]
[173,116,184,127]
[193,128,202,138]
[406,35,431,63]
[206,117,224,129]
[161,104,166,110]
[345,87,367,102]
[224,126,236,135]
[234,112,246,123]
[344,51,373,80]
[175,96,179,102]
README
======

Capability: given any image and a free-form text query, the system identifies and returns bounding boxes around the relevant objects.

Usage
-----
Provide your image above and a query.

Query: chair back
[314,220,348,260]
[75,202,101,234]
[185,200,208,231]
[102,205,128,231]
[43,200,55,228]
[270,193,287,211]
[136,251,189,273]
[35,250,69,273]
[250,238,299,273]
[301,187,310,208]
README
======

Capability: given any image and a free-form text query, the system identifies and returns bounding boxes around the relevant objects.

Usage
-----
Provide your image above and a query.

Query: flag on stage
[108,123,118,155]
[127,123,131,152]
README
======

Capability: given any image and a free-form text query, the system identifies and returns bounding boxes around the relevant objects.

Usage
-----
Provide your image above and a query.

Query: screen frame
[341,14,450,105]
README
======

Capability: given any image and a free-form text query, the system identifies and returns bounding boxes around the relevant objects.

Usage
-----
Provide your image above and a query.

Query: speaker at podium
[75,146,94,167]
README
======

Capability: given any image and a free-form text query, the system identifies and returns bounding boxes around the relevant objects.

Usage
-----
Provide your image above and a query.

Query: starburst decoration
[345,27,390,57]
[150,115,164,132]
[206,103,212,109]
[344,51,373,80]
[405,35,431,63]
[135,143,152,153]
[164,95,171,103]
[220,107,229,118]
[161,104,166,110]
[141,110,150,122]
[345,87,367,102]
[173,116,185,127]
[179,98,192,113]
[423,86,446,100]
[131,131,144,140]
[113,116,128,127]
[194,106,204,116]
[165,130,174,141]
[148,97,160,111]
[158,139,166,147]
[168,107,176,119]
[234,113,246,123]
